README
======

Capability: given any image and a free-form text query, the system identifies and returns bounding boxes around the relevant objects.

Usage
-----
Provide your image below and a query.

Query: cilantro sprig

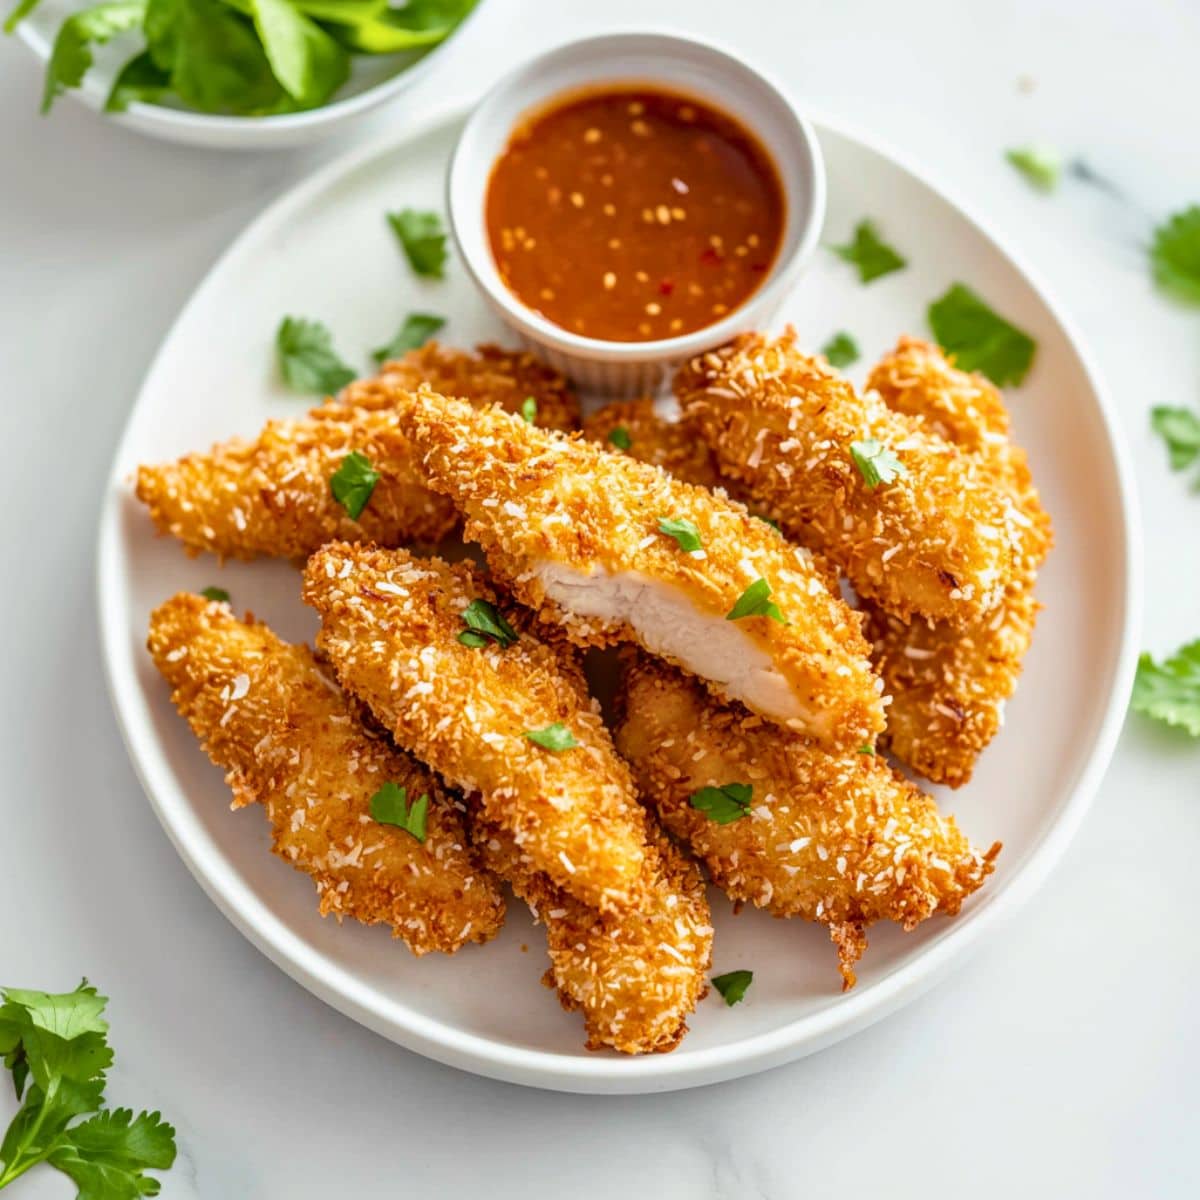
[458,598,518,650]
[657,516,702,553]
[276,316,356,395]
[1132,639,1200,736]
[850,438,907,489]
[832,220,906,283]
[689,782,752,824]
[369,782,429,842]
[820,331,859,368]
[523,723,578,752]
[372,312,445,364]
[710,969,753,1006]
[330,451,379,521]
[927,283,1037,386]
[388,208,448,279]
[0,979,177,1195]
[726,579,785,624]
[1150,206,1200,305]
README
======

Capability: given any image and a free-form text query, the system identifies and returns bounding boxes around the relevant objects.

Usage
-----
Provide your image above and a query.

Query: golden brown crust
[146,593,505,954]
[476,817,712,1055]
[301,543,651,913]
[862,338,1054,786]
[582,398,724,489]
[393,387,885,753]
[674,329,1027,626]
[614,655,999,988]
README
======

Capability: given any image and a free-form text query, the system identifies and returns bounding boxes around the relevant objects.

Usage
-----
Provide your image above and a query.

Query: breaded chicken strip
[136,406,459,561]
[136,344,577,561]
[477,817,712,1054]
[302,543,651,913]
[582,398,723,489]
[615,656,1000,989]
[146,593,505,954]
[862,337,1053,786]
[675,330,1026,625]
[363,342,580,433]
[395,388,884,753]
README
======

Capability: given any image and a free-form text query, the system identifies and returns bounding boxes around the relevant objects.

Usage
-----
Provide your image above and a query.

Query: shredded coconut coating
[583,398,724,489]
[476,815,712,1054]
[362,341,581,433]
[862,338,1053,786]
[675,329,1026,625]
[394,387,884,752]
[302,543,651,913]
[146,593,505,955]
[136,406,459,561]
[614,655,1000,989]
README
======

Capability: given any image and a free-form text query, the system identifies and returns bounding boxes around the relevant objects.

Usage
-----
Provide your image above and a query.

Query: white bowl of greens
[4,0,483,148]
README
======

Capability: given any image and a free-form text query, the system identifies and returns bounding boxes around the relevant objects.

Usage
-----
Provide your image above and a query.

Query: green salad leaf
[249,0,347,107]
[927,282,1037,386]
[105,48,170,110]
[1150,206,1200,305]
[42,0,146,114]
[1132,640,1200,736]
[276,316,357,394]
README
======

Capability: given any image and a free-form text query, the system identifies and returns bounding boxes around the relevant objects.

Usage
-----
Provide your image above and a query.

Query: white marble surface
[1,0,1198,1195]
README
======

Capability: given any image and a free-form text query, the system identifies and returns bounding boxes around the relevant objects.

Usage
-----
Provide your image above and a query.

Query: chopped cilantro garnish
[372,311,445,364]
[689,782,753,824]
[523,723,578,752]
[832,220,906,283]
[276,316,356,395]
[1132,639,1200,736]
[657,516,702,553]
[200,586,230,603]
[458,598,518,650]
[388,208,448,279]
[521,396,537,424]
[927,283,1036,386]
[1150,206,1200,305]
[726,578,785,624]
[0,979,177,1195]
[857,744,875,755]
[1006,145,1061,191]
[821,331,859,368]
[711,969,753,1006]
[608,425,632,451]
[850,438,907,489]
[369,782,429,842]
[329,451,379,521]
[1150,406,1200,472]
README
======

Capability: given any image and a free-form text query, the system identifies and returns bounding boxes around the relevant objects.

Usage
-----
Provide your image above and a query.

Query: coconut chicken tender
[582,398,724,490]
[302,543,651,913]
[862,337,1053,786]
[146,593,505,955]
[615,656,1000,989]
[675,330,1026,626]
[395,388,884,754]
[477,817,712,1054]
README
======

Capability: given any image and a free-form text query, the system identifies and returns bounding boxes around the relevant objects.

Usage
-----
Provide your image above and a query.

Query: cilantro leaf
[857,744,875,755]
[1150,206,1200,305]
[41,0,146,114]
[726,578,785,624]
[276,316,357,395]
[1132,639,1200,736]
[3,0,43,33]
[832,220,906,283]
[1151,406,1200,472]
[607,426,632,451]
[523,723,578,752]
[368,783,429,842]
[458,598,518,650]
[689,782,752,825]
[105,49,171,111]
[657,516,702,553]
[711,969,753,1006]
[1006,145,1061,192]
[927,282,1037,386]
[329,451,379,521]
[520,396,537,425]
[200,586,230,603]
[850,438,907,488]
[387,208,448,279]
[248,0,347,107]
[372,312,445,364]
[820,331,859,368]
[47,1107,177,1198]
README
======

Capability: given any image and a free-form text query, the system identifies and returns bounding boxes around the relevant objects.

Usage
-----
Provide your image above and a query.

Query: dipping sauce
[485,87,785,343]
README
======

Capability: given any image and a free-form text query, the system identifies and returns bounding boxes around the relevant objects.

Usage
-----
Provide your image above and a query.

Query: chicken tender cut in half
[615,655,1000,989]
[136,406,459,561]
[862,337,1053,786]
[477,817,712,1054]
[302,543,651,913]
[395,388,884,754]
[360,342,581,432]
[675,330,1027,626]
[583,398,724,490]
[147,593,505,955]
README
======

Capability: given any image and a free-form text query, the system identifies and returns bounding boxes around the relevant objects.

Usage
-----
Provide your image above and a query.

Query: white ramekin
[446,31,826,396]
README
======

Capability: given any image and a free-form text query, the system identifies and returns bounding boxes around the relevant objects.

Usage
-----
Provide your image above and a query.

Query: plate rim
[96,99,1143,1094]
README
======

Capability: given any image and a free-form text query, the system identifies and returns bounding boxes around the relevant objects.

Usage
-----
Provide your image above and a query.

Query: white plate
[97,103,1140,1094]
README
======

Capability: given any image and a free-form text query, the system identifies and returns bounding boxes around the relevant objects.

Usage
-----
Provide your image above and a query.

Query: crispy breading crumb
[146,593,505,955]
[582,398,724,489]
